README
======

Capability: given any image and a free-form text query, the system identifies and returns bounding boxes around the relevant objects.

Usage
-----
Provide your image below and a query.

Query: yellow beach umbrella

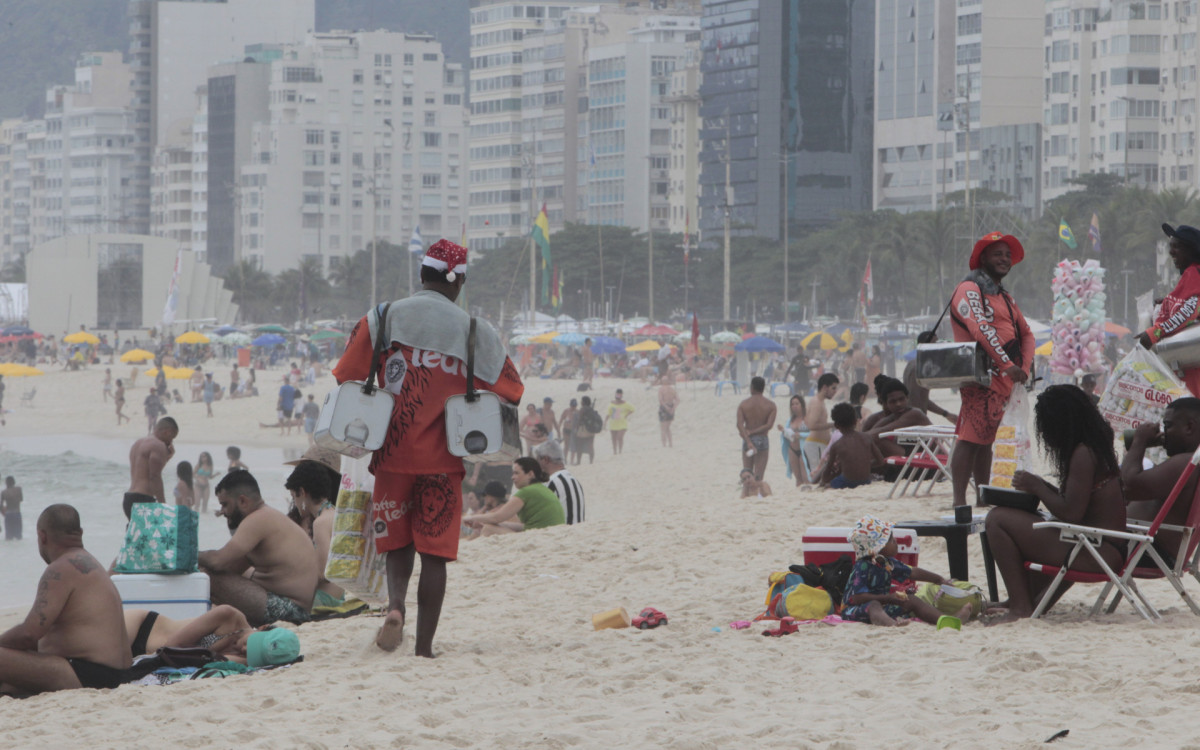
[0,363,43,377]
[176,331,210,345]
[800,331,840,350]
[626,340,661,352]
[145,366,194,380]
[120,348,156,363]
[63,331,100,345]
[530,331,560,344]
[1035,340,1053,356]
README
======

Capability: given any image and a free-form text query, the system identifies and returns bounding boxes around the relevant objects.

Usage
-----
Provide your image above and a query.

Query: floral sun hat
[847,515,895,559]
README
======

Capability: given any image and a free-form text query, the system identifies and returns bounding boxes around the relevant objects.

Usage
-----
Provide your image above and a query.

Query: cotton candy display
[1049,259,1107,376]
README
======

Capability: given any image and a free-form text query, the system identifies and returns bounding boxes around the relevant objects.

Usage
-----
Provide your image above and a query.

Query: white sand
[1,365,1198,748]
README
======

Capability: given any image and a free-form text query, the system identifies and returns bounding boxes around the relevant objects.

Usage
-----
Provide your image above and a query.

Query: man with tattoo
[0,505,131,694]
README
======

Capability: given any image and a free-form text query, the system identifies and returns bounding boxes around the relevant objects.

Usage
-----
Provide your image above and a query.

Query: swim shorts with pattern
[371,471,464,561]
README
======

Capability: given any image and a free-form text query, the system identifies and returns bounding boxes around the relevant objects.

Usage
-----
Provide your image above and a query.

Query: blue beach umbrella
[589,336,626,355]
[554,332,588,346]
[734,336,784,353]
[252,334,286,347]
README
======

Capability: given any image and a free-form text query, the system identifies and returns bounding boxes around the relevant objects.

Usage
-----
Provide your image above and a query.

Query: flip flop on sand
[375,610,405,652]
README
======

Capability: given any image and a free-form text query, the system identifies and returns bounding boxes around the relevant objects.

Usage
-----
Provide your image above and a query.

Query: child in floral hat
[841,515,969,627]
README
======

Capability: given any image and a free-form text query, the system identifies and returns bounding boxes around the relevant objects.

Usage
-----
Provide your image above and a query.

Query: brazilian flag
[1058,219,1078,250]
[532,204,552,305]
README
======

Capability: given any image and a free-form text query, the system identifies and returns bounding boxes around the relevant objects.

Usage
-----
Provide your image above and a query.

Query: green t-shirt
[516,483,565,530]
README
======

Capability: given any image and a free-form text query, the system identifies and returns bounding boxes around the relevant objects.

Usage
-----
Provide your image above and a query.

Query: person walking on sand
[604,389,635,455]
[124,417,178,520]
[949,231,1034,507]
[114,379,131,425]
[332,239,524,657]
[202,372,215,417]
[736,377,777,481]
[1,476,22,540]
[658,373,679,447]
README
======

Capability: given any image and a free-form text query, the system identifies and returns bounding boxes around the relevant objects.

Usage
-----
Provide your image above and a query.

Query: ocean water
[0,436,299,608]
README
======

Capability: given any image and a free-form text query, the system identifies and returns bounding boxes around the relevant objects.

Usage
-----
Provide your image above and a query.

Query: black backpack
[579,408,603,434]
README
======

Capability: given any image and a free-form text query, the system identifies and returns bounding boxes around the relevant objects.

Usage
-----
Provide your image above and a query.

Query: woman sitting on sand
[984,385,1126,621]
[463,458,565,536]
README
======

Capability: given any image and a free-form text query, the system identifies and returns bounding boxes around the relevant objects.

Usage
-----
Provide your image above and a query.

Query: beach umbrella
[255,324,290,334]
[175,330,210,345]
[252,334,286,347]
[838,330,855,352]
[632,324,680,336]
[674,331,706,343]
[212,325,241,336]
[627,340,661,352]
[509,334,532,347]
[1,326,37,337]
[63,331,100,345]
[0,363,43,377]
[711,331,741,344]
[1105,321,1132,337]
[309,329,346,342]
[145,366,194,380]
[1035,340,1054,356]
[801,331,840,350]
[735,336,785,353]
[553,332,588,346]
[530,331,560,344]
[119,348,156,363]
[590,336,626,355]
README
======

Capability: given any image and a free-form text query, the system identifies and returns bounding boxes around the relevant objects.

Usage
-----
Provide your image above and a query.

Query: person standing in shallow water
[1,476,22,540]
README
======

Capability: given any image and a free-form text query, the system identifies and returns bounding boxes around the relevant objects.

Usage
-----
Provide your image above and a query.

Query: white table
[880,425,958,498]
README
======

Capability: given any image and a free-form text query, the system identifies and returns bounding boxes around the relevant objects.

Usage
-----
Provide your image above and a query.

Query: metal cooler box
[915,342,992,389]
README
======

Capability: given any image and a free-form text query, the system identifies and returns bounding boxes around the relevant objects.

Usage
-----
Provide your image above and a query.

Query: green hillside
[0,0,470,120]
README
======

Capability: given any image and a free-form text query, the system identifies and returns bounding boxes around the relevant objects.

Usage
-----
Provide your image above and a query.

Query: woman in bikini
[114,378,131,425]
[777,395,810,485]
[984,384,1126,621]
[193,451,218,514]
[124,604,253,658]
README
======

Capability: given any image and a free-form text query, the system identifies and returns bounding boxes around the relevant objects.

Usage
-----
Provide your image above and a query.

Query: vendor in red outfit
[948,231,1035,507]
[1138,224,1200,396]
[332,239,524,657]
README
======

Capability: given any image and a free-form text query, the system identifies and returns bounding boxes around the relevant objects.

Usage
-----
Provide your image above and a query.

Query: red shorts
[371,471,464,561]
[955,386,1009,445]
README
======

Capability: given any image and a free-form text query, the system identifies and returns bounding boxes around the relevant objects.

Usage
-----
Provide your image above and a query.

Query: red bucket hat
[969,231,1024,270]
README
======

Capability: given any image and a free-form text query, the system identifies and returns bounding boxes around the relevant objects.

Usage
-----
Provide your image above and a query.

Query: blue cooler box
[112,572,211,619]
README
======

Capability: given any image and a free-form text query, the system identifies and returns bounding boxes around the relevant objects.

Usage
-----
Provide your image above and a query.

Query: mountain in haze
[0,0,469,119]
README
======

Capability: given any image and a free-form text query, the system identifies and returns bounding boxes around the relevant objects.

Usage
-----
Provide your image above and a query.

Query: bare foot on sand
[376,610,405,652]
[955,603,973,623]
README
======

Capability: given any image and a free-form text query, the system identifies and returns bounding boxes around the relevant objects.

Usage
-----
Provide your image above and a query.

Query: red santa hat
[421,239,468,282]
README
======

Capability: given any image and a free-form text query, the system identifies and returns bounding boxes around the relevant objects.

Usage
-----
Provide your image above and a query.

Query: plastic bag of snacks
[324,454,388,606]
[989,387,1033,488]
[1096,346,1188,432]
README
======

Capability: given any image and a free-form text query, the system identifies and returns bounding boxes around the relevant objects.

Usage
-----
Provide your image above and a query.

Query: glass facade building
[698,0,874,241]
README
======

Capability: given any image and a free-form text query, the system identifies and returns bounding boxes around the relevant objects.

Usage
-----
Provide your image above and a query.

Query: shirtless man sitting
[1121,397,1200,562]
[124,416,178,520]
[736,377,777,481]
[0,505,131,694]
[819,403,885,490]
[199,471,319,627]
[860,377,932,459]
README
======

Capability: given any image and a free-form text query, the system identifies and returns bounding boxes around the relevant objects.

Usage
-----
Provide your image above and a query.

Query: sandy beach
[1,364,1199,748]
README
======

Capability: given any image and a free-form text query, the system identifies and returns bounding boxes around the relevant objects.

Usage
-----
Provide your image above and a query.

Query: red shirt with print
[333,315,524,476]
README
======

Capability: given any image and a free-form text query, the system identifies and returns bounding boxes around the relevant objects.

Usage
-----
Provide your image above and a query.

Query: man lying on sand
[199,471,319,627]
[0,505,131,694]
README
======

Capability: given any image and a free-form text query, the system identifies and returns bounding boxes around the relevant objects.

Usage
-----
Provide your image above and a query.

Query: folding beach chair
[1026,444,1200,622]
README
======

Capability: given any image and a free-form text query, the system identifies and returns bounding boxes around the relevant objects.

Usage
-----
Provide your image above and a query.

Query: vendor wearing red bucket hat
[948,231,1035,507]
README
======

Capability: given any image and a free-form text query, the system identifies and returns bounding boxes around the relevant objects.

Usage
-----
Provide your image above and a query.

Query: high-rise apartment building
[698,0,875,243]
[666,50,701,236]
[236,31,468,274]
[0,53,139,262]
[587,16,699,232]
[873,0,1043,215]
[127,0,315,234]
[1041,0,1200,204]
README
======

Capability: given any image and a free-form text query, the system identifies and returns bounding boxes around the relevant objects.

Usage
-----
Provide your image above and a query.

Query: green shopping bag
[114,503,199,574]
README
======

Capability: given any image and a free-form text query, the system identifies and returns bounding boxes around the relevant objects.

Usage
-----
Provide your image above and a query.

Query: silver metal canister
[1151,324,1200,370]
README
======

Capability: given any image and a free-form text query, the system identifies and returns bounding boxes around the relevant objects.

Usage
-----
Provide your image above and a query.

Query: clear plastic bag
[324,454,388,606]
[989,387,1032,488]
[1097,346,1188,432]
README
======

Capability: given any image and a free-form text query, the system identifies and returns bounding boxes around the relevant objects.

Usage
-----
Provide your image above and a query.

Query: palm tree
[223,259,273,323]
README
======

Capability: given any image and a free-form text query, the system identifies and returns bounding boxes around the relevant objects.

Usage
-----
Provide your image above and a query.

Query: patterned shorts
[371,472,464,561]
[955,386,1009,445]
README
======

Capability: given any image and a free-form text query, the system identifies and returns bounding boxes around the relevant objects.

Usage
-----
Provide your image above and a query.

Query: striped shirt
[546,469,585,525]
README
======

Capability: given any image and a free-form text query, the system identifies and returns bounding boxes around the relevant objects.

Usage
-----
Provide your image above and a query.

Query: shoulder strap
[930,293,955,334]
[465,317,479,403]
[363,302,391,395]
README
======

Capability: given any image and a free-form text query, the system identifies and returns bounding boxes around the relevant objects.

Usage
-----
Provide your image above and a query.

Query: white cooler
[112,572,211,619]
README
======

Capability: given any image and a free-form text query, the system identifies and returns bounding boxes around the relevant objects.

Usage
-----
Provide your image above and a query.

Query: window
[424,112,437,126]
[303,151,325,166]
[404,53,414,65]
[305,129,324,145]
[422,174,441,188]
[423,53,438,61]
[957,13,981,36]
[353,70,363,84]
[423,132,441,148]
[957,43,981,65]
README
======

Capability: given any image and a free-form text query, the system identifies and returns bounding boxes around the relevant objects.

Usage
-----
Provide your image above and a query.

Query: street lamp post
[777,152,800,326]
[370,119,395,309]
[722,112,732,321]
